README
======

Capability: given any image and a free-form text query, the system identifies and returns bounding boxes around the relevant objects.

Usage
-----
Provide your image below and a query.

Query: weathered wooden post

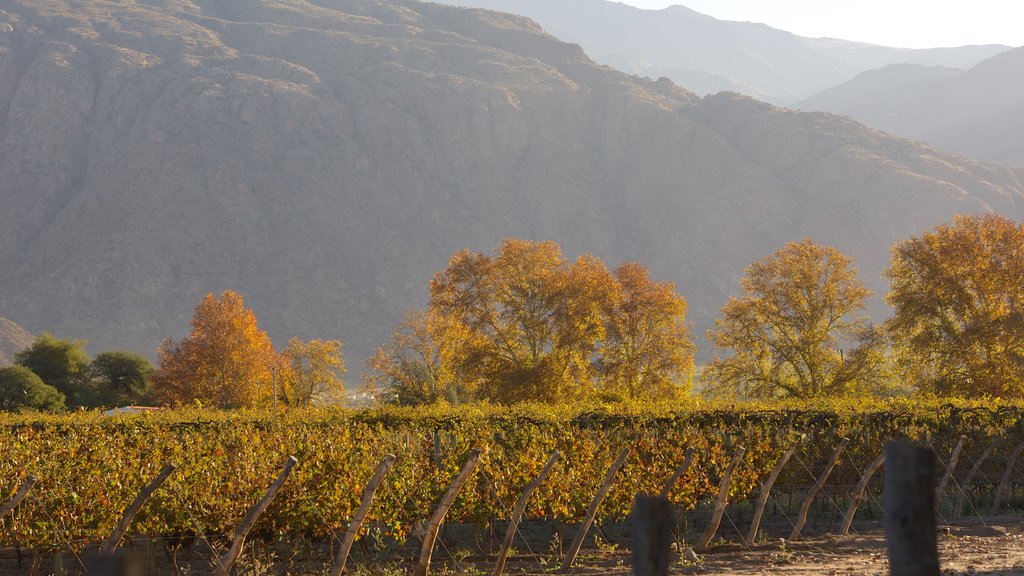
[493,451,560,576]
[330,454,396,576]
[884,441,939,576]
[416,448,482,576]
[631,495,673,576]
[746,437,801,545]
[0,474,36,519]
[789,437,848,541]
[561,447,630,569]
[954,440,997,519]
[658,447,694,499]
[215,456,298,576]
[839,451,885,535]
[991,440,1024,515]
[935,435,967,506]
[695,446,745,551]
[101,464,177,555]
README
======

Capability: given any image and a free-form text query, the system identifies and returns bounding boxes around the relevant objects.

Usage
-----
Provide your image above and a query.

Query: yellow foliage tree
[886,214,1024,398]
[429,239,614,404]
[597,262,695,400]
[153,290,276,408]
[279,338,346,406]
[702,239,888,399]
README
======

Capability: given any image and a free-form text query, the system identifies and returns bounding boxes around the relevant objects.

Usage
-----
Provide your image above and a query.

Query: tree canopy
[152,290,276,408]
[279,337,346,407]
[0,365,66,412]
[886,213,1024,398]
[702,239,888,399]
[15,332,89,407]
[88,351,155,407]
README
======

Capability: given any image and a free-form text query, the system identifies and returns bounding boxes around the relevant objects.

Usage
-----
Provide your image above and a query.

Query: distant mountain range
[432,0,1010,104]
[1,0,1022,371]
[0,317,32,366]
[795,48,1024,167]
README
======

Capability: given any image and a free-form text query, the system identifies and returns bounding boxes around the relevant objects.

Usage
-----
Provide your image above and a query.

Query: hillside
[796,48,1024,167]
[1,0,1023,371]
[433,0,1009,104]
[0,317,33,366]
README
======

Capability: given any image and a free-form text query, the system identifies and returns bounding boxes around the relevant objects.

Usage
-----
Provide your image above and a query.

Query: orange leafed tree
[153,290,276,408]
[886,214,1024,398]
[597,262,695,400]
[279,337,346,406]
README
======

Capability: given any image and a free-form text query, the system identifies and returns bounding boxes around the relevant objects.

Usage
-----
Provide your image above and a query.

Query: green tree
[886,214,1024,397]
[15,332,89,407]
[0,365,66,412]
[88,351,155,407]
[702,239,889,399]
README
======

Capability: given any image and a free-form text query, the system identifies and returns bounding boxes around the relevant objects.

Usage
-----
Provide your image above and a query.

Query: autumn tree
[429,239,614,404]
[279,337,346,406]
[702,239,888,399]
[597,262,695,400]
[886,214,1024,398]
[152,290,276,408]
[364,310,466,405]
[15,332,90,407]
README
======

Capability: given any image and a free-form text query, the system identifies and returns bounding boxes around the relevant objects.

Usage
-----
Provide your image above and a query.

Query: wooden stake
[560,447,630,569]
[991,441,1024,515]
[935,435,967,507]
[954,439,997,519]
[101,464,177,555]
[492,451,560,576]
[415,449,482,576]
[215,456,298,576]
[789,437,849,541]
[696,446,745,551]
[330,454,396,576]
[746,437,801,545]
[631,495,673,576]
[839,451,885,535]
[884,441,939,576]
[0,475,37,520]
[658,448,694,499]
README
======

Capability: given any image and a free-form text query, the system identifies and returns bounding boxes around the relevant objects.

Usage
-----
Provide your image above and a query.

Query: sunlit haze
[620,0,1023,49]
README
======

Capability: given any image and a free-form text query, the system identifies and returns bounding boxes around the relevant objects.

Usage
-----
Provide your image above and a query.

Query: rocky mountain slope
[433,0,1009,104]
[0,317,33,366]
[796,48,1024,167]
[1,0,1023,371]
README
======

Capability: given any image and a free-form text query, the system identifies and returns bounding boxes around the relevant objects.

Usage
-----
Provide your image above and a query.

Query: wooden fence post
[215,456,298,576]
[884,441,939,576]
[991,441,1024,515]
[416,449,482,576]
[789,437,849,541]
[746,437,801,545]
[658,448,694,499]
[560,447,630,569]
[935,435,967,507]
[100,464,177,555]
[955,440,997,519]
[330,454,396,576]
[839,451,885,535]
[695,447,745,551]
[631,495,673,576]
[492,451,560,576]
[0,475,36,520]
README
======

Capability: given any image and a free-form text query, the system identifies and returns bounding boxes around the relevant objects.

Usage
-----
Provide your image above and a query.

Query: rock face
[0,317,33,366]
[0,0,1023,370]
[433,0,1009,104]
[796,48,1024,167]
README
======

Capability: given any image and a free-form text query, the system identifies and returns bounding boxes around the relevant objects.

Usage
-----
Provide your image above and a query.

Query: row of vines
[0,398,1022,549]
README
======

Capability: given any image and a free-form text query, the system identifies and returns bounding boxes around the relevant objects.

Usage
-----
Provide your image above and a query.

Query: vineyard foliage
[0,399,1022,549]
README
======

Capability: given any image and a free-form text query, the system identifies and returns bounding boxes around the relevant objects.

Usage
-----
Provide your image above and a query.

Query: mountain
[796,48,1024,167]
[1,0,1023,373]
[0,317,33,366]
[432,0,1010,104]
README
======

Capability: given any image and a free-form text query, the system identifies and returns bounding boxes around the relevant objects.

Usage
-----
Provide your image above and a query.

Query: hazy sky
[620,1,1023,49]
